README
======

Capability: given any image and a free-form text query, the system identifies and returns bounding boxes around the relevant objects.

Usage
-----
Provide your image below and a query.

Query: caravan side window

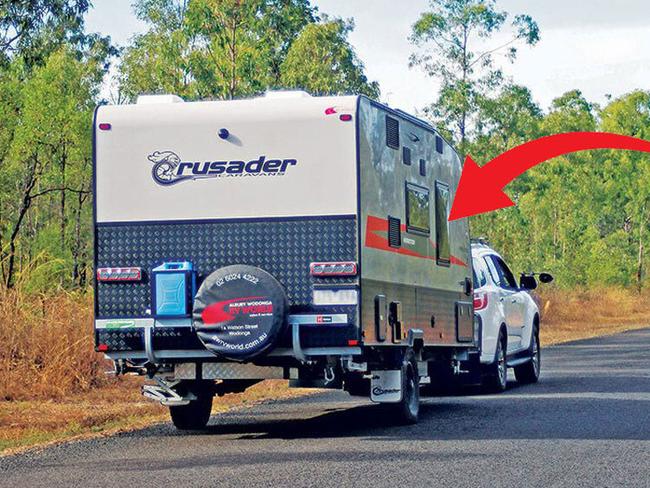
[435,181,451,265]
[405,183,430,235]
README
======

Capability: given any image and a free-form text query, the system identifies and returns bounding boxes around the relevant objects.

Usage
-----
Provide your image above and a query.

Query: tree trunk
[228,17,239,100]
[71,188,88,286]
[60,147,67,252]
[637,211,645,293]
[5,158,38,288]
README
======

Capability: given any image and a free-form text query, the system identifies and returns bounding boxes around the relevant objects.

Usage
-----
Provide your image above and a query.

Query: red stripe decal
[365,215,467,267]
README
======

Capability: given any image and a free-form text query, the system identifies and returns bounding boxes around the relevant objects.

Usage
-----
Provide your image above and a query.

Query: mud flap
[370,370,402,403]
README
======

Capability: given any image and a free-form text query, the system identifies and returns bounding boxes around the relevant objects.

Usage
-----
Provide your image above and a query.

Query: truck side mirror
[539,272,554,283]
[519,274,538,290]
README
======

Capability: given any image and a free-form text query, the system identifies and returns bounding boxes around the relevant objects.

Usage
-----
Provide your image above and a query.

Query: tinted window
[403,146,412,165]
[435,181,450,265]
[472,259,487,288]
[487,255,517,289]
[405,183,430,234]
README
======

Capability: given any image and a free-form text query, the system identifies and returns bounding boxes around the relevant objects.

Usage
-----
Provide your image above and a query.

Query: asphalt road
[2,328,650,488]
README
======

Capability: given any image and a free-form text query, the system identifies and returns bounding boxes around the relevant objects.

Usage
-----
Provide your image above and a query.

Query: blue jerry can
[151,262,196,318]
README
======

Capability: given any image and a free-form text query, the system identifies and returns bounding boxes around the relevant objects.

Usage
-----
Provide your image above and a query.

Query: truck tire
[514,326,540,384]
[169,392,213,430]
[484,330,507,393]
[193,265,288,361]
[394,349,420,424]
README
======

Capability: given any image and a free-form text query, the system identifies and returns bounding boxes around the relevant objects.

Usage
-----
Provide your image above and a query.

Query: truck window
[492,256,518,288]
[486,255,517,289]
[405,183,430,235]
[435,181,450,265]
[472,259,487,288]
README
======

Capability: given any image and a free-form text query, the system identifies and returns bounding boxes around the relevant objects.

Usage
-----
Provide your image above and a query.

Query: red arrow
[448,132,650,221]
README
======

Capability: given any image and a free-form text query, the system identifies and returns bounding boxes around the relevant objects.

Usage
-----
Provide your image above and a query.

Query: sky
[86,0,650,113]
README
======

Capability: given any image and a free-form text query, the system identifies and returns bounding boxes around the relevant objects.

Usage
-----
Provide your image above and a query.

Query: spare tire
[193,265,288,360]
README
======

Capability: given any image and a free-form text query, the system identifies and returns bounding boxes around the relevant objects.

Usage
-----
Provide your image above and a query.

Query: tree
[119,0,316,101]
[468,84,542,272]
[280,18,379,98]
[599,91,650,290]
[410,0,539,154]
[0,47,100,288]
[0,0,92,67]
[119,0,197,100]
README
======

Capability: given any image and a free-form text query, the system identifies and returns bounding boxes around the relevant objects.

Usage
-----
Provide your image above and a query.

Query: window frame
[405,182,431,236]
[434,180,451,266]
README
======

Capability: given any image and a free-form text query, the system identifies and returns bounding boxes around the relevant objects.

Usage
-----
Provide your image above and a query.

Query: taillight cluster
[96,267,142,282]
[310,262,357,277]
[473,292,488,311]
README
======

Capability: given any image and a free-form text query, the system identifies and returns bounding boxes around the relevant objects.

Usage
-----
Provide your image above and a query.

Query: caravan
[93,92,478,428]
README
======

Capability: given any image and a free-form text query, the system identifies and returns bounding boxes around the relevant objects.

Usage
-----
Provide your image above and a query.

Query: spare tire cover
[193,265,288,360]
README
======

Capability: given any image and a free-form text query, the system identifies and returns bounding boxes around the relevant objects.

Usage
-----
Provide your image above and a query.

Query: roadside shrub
[0,287,110,400]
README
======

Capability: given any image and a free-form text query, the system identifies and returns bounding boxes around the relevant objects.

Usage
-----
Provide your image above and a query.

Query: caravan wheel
[169,392,213,430]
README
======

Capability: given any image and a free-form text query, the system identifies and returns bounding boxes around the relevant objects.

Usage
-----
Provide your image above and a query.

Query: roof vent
[263,90,312,99]
[136,94,184,105]
[386,116,399,149]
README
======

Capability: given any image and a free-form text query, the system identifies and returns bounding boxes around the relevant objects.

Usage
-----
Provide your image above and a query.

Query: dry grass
[0,288,109,401]
[538,287,650,344]
[0,288,309,455]
[2,286,650,455]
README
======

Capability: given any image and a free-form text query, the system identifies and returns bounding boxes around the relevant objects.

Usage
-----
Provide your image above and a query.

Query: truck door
[484,255,526,351]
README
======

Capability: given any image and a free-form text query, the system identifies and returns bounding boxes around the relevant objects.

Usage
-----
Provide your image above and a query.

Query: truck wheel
[514,327,540,384]
[169,392,213,430]
[484,331,507,393]
[394,350,420,424]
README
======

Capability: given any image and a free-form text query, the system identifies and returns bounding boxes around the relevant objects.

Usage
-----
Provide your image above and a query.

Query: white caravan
[93,91,479,428]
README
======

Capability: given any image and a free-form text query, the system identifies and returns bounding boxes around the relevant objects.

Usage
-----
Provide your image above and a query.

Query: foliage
[1,0,650,293]
[281,18,379,98]
[470,88,650,290]
[410,0,539,153]
[119,0,376,101]
[0,47,101,288]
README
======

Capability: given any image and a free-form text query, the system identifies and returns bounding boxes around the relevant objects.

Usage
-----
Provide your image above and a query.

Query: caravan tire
[393,349,420,425]
[169,392,213,430]
[193,265,288,361]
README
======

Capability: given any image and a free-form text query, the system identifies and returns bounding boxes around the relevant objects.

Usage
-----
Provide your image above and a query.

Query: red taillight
[310,261,358,277]
[97,344,108,352]
[347,339,359,346]
[96,267,142,282]
[473,292,488,311]
[325,107,337,115]
[339,114,353,122]
[98,123,111,131]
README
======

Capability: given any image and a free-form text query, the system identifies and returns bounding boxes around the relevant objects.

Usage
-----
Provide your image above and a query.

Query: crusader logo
[148,151,298,186]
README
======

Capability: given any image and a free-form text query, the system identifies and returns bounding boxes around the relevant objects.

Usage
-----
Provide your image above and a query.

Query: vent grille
[435,135,444,154]
[403,146,411,165]
[388,216,401,248]
[386,116,400,149]
[419,159,427,176]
